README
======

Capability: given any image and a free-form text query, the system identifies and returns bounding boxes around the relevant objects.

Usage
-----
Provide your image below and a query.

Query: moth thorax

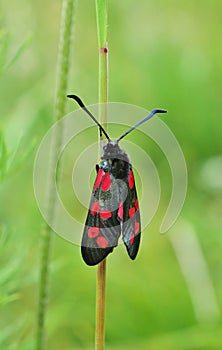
[111,158,130,179]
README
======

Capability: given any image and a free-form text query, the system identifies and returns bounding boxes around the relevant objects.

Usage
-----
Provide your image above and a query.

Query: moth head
[102,140,130,163]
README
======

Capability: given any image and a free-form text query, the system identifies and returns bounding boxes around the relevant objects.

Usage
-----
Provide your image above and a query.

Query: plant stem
[95,1,108,350]
[95,0,108,123]
[36,1,75,349]
[96,259,107,350]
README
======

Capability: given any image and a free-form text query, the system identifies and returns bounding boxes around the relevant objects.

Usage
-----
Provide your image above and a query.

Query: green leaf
[6,136,36,178]
[0,292,19,306]
[0,131,8,181]
[0,30,31,76]
[0,30,10,75]
[4,34,32,71]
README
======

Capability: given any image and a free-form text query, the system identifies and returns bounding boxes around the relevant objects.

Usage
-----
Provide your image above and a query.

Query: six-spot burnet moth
[67,95,167,266]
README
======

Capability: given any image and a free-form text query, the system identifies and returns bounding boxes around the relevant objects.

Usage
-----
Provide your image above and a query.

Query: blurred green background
[1,0,222,349]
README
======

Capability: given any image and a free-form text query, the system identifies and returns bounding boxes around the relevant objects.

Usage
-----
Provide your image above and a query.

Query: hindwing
[122,168,141,260]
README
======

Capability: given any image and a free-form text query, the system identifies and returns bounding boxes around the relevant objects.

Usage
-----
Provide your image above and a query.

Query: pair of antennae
[67,94,167,142]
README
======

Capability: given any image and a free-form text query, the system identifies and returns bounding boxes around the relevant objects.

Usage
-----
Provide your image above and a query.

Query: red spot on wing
[118,200,123,220]
[130,234,135,245]
[101,172,111,191]
[128,207,135,217]
[100,210,112,220]
[128,169,135,189]
[90,201,100,215]
[94,168,104,191]
[88,227,100,238]
[96,236,108,248]
[134,221,140,235]
[135,199,139,210]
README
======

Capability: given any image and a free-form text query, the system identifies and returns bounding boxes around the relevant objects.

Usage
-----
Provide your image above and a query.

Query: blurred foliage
[0,0,222,349]
[0,227,34,350]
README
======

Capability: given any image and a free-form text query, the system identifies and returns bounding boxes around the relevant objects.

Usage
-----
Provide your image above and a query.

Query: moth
[67,95,167,265]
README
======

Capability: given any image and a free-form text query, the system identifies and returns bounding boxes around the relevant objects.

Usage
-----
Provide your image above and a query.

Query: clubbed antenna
[67,94,110,141]
[117,109,167,142]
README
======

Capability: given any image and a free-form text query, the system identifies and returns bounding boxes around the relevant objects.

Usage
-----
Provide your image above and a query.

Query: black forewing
[81,170,122,266]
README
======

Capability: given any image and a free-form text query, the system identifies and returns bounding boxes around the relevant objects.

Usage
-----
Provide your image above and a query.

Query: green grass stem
[95,1,108,350]
[36,1,75,349]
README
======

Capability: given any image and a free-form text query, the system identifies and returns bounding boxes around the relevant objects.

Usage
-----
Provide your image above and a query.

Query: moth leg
[96,164,100,173]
